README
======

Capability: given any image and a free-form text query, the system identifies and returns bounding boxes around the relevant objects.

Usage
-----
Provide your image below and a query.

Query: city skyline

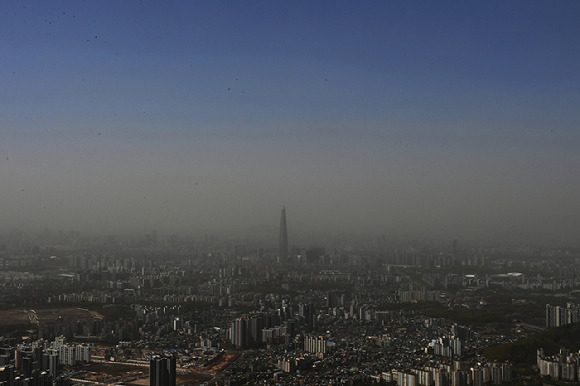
[1,1,579,243]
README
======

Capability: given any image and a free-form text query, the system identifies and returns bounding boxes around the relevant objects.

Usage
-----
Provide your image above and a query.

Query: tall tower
[279,206,288,261]
[149,356,176,386]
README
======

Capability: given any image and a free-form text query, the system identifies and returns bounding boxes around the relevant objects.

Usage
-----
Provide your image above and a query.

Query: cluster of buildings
[47,292,114,305]
[3,212,580,385]
[227,300,318,349]
[228,312,297,348]
[377,361,511,386]
[536,348,580,381]
[276,355,316,374]
[545,303,580,328]
[220,304,518,385]
[398,288,444,303]
[51,337,91,366]
[426,337,464,358]
[38,314,138,343]
[303,335,327,358]
[0,336,91,386]
[425,323,477,358]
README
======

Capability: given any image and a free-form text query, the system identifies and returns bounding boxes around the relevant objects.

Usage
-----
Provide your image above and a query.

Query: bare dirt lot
[82,363,212,385]
[203,350,238,373]
[0,310,31,326]
[0,307,99,332]
[35,307,97,321]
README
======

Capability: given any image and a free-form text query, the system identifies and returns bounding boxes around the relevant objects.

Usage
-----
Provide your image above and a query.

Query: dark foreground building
[149,356,176,386]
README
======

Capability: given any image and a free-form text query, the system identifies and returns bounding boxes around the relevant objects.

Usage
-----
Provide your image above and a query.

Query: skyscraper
[149,356,176,386]
[279,206,288,261]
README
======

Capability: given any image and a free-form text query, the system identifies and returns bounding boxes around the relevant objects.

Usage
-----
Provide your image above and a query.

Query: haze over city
[1,1,580,244]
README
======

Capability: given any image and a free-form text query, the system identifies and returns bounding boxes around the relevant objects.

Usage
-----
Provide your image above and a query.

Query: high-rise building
[304,335,327,358]
[230,317,248,348]
[43,350,59,381]
[546,303,580,328]
[299,303,316,329]
[471,367,484,386]
[279,206,288,261]
[149,356,176,386]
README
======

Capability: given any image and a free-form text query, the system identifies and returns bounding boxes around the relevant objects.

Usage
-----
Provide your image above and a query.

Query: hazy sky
[1,1,580,243]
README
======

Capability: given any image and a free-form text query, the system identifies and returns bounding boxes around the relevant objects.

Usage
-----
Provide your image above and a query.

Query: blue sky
[1,1,579,243]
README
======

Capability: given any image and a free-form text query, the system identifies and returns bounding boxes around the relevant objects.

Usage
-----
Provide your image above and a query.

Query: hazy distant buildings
[279,206,288,261]
[398,283,443,303]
